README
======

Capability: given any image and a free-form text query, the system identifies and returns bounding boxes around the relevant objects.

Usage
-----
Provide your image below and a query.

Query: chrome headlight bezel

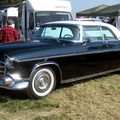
[5,55,14,69]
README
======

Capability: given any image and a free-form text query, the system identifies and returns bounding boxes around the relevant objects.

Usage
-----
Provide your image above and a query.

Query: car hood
[0,41,54,52]
[0,40,78,62]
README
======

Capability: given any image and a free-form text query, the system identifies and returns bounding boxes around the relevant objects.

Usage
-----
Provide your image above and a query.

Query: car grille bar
[0,62,5,77]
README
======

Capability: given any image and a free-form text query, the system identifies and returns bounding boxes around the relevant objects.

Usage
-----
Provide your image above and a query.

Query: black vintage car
[0,20,120,99]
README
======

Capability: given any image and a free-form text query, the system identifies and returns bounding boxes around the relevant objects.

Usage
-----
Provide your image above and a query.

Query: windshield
[35,11,72,27]
[32,24,80,42]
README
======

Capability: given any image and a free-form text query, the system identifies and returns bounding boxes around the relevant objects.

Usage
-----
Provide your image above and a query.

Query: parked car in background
[0,20,120,99]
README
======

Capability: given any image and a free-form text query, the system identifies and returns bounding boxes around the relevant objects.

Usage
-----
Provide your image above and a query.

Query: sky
[70,0,120,17]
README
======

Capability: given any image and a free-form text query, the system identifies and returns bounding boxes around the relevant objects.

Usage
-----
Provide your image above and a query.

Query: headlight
[5,56,13,69]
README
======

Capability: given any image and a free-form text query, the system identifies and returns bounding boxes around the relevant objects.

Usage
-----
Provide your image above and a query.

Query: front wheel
[27,67,56,99]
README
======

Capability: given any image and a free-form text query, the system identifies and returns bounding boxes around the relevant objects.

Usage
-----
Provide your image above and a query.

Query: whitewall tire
[27,67,56,99]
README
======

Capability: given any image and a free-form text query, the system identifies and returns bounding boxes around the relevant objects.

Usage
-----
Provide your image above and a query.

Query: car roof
[44,20,120,40]
[44,20,109,26]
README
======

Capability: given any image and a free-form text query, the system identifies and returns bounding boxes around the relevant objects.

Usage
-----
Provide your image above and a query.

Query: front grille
[0,62,5,76]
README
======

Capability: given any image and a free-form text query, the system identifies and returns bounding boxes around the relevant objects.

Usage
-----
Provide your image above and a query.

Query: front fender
[30,61,62,83]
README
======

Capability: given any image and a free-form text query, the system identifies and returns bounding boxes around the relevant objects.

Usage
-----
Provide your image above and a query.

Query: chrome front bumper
[0,75,29,90]
[0,61,29,90]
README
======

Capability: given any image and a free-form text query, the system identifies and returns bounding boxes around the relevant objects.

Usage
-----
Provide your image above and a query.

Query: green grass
[0,74,120,120]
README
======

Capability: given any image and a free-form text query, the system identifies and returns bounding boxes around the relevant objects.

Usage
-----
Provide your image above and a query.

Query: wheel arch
[30,61,62,84]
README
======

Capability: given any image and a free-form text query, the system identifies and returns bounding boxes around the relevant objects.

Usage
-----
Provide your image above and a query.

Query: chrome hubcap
[34,72,51,93]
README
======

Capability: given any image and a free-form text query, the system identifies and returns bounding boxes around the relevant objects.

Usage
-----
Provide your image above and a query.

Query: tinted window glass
[83,26,103,42]
[61,27,73,38]
[102,26,117,40]
[41,27,61,38]
[33,25,80,41]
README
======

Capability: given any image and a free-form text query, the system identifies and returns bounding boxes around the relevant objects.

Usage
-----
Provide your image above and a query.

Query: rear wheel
[27,67,56,99]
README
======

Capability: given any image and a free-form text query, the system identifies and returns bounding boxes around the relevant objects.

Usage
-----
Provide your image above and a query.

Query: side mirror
[82,38,91,45]
[86,38,91,43]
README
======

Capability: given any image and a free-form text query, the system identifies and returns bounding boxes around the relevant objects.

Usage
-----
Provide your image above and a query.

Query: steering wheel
[63,34,73,38]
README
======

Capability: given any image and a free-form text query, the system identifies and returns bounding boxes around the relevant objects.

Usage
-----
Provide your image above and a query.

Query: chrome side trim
[61,68,120,84]
[16,53,79,63]
[16,48,120,63]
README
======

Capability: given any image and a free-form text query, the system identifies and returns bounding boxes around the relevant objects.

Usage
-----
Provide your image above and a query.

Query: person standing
[0,19,20,43]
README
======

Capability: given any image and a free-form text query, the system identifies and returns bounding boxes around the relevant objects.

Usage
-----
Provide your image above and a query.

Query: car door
[76,25,120,78]
[61,25,108,81]
[100,26,120,71]
[59,24,120,83]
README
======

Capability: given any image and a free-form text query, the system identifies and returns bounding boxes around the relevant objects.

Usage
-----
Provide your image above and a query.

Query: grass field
[0,74,120,120]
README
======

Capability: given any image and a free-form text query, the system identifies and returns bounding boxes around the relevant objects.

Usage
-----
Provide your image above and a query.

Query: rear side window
[102,26,117,40]
[83,26,117,42]
[83,26,102,42]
